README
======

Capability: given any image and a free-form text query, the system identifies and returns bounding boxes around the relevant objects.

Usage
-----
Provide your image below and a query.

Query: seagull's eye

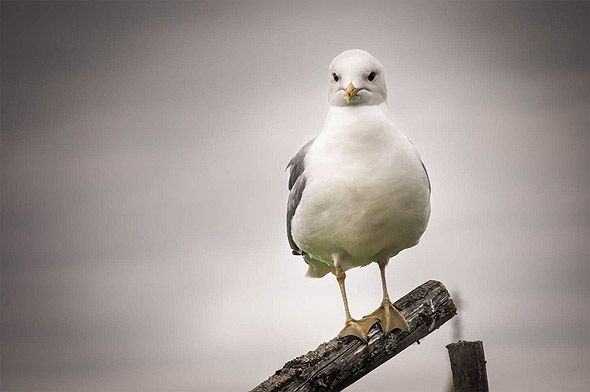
[368,72,376,81]
[332,73,339,82]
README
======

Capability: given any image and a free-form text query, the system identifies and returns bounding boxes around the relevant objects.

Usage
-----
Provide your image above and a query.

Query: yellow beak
[345,83,359,104]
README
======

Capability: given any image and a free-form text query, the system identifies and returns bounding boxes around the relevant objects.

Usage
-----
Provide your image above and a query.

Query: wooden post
[446,340,489,392]
[250,280,456,392]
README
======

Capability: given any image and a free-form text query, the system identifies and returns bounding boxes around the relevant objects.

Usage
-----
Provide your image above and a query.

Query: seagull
[286,49,431,341]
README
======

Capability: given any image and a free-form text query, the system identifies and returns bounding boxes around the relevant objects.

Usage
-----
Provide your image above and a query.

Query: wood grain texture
[251,280,456,392]
[446,340,489,392]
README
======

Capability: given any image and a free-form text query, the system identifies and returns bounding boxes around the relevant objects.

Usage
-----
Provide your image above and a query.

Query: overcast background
[1,1,589,391]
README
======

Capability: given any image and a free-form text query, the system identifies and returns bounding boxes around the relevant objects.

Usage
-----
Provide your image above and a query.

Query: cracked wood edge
[250,280,457,392]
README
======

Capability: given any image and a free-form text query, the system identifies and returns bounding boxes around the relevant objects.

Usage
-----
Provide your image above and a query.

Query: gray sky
[1,1,589,391]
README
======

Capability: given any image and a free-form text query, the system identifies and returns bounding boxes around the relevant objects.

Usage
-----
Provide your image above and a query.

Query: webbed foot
[338,317,379,342]
[362,298,409,333]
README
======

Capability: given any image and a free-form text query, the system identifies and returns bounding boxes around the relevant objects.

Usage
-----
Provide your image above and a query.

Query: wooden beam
[250,280,457,392]
[446,340,489,392]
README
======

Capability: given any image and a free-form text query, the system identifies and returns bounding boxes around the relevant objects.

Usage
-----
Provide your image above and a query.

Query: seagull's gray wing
[286,138,315,255]
[420,159,431,192]
[407,137,431,193]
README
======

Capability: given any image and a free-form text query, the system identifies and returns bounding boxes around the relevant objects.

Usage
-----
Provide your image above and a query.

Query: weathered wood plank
[446,340,489,392]
[251,280,457,392]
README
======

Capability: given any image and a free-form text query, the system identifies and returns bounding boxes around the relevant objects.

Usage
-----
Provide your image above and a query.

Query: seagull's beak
[345,82,359,104]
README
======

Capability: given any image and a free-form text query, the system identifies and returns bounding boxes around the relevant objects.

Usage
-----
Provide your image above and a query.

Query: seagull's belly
[291,139,430,269]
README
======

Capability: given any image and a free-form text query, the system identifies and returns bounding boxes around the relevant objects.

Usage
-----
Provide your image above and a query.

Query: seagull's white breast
[291,105,430,271]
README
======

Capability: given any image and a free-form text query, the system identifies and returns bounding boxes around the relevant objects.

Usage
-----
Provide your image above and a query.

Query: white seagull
[286,49,431,341]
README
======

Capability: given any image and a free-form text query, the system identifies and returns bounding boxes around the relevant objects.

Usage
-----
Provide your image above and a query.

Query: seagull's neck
[326,102,391,122]
[324,102,394,135]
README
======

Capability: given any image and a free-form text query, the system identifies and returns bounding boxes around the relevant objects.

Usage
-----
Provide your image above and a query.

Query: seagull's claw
[362,299,409,334]
[338,317,379,342]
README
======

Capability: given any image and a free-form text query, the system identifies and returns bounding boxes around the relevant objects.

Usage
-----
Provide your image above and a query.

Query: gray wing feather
[286,138,315,255]
[287,138,314,190]
[420,159,431,192]
[286,176,307,255]
[407,137,431,193]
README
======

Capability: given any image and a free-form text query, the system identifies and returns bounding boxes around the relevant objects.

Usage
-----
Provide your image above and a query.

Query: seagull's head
[328,49,387,107]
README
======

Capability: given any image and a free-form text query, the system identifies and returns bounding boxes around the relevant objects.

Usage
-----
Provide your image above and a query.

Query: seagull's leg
[361,263,409,333]
[336,266,353,322]
[335,265,378,342]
